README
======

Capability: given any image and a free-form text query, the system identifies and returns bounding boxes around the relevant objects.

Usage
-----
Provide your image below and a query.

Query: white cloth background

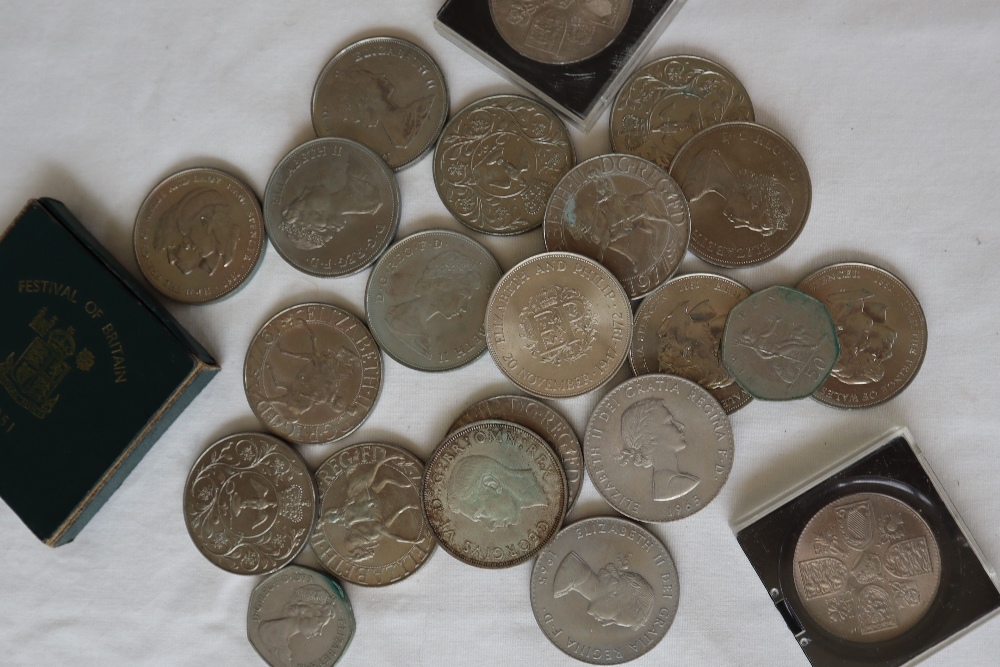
[1,1,999,665]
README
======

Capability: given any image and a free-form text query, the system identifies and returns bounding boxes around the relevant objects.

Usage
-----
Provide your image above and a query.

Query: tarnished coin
[531,516,678,664]
[486,252,632,399]
[422,420,567,568]
[792,492,941,643]
[183,433,316,575]
[544,154,690,299]
[248,565,355,667]
[721,285,839,401]
[489,0,632,65]
[264,137,400,277]
[670,122,811,267]
[311,443,435,586]
[133,167,264,303]
[244,303,382,445]
[797,263,927,409]
[434,94,574,235]
[610,55,754,169]
[584,374,733,522]
[448,395,583,509]
[365,229,502,371]
[312,37,448,171]
[630,273,752,414]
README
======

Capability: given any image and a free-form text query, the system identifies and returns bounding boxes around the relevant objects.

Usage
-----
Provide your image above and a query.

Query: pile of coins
[133,31,929,667]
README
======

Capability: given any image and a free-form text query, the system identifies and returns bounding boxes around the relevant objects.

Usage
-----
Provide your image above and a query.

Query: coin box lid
[435,0,687,131]
[0,198,219,547]
[733,427,1000,666]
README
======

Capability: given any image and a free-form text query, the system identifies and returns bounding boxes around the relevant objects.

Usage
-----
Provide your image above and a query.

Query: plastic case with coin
[435,0,688,131]
[733,427,1000,666]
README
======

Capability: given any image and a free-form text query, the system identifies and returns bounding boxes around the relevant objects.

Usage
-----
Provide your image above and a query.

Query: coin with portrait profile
[584,374,734,522]
[365,229,502,371]
[247,565,355,667]
[133,167,264,303]
[312,36,448,171]
[421,420,567,569]
[244,303,382,445]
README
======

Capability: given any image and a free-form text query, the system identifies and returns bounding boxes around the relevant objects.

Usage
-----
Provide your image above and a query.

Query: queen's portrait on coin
[656,299,732,389]
[618,398,699,502]
[154,188,238,276]
[331,67,434,151]
[258,584,337,667]
[825,288,897,385]
[448,455,547,531]
[553,551,655,630]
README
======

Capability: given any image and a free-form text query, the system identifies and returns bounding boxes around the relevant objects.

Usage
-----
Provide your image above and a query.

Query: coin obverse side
[630,273,753,414]
[486,252,632,399]
[422,420,567,568]
[434,94,575,235]
[448,394,584,509]
[489,0,633,65]
[247,565,355,667]
[134,167,264,303]
[365,229,502,371]
[670,122,811,267]
[244,303,382,445]
[544,153,690,299]
[183,432,316,575]
[312,36,449,171]
[610,55,754,170]
[311,443,435,586]
[264,137,400,277]
[797,262,927,409]
[531,516,679,664]
[792,492,941,643]
[584,374,734,522]
[721,285,839,401]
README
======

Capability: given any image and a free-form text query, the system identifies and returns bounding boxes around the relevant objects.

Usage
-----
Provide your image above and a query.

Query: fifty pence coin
[312,37,449,171]
[434,94,574,235]
[630,273,752,414]
[792,492,941,643]
[244,303,382,445]
[721,285,839,401]
[365,229,502,371]
[248,565,355,667]
[448,394,584,510]
[489,0,632,65]
[531,516,679,664]
[797,262,927,409]
[584,374,734,522]
[486,252,632,399]
[422,420,567,568]
[544,154,690,299]
[311,443,435,586]
[670,122,811,267]
[264,137,400,277]
[183,432,316,575]
[133,167,264,303]
[610,55,754,169]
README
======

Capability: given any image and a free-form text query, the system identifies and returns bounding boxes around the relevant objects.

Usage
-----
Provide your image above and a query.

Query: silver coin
[247,565,355,667]
[630,273,752,413]
[448,394,584,509]
[365,229,502,371]
[531,516,679,664]
[244,303,382,445]
[183,432,316,575]
[311,443,435,586]
[721,285,839,400]
[610,55,754,169]
[434,94,575,235]
[584,374,733,522]
[486,252,632,399]
[133,167,264,303]
[312,36,449,171]
[544,154,690,299]
[264,137,400,277]
[489,0,633,65]
[422,420,567,568]
[792,492,941,643]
